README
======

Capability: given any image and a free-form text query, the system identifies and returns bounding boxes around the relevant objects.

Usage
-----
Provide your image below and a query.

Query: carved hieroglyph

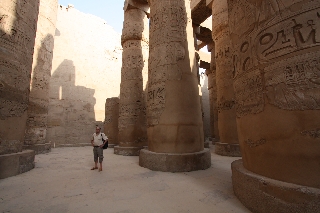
[24,0,58,151]
[211,0,239,145]
[229,0,320,188]
[104,98,119,146]
[118,4,149,149]
[147,0,204,153]
[0,0,39,154]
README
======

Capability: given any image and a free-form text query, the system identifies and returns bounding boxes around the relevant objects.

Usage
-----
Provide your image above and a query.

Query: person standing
[91,126,108,171]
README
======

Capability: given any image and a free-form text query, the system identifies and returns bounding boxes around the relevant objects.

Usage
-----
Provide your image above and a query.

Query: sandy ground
[0,146,251,213]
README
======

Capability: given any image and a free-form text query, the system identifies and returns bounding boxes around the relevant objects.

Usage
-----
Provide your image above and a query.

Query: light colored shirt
[92,133,108,146]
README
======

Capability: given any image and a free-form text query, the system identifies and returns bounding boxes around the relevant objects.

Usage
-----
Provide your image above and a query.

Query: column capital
[124,0,149,14]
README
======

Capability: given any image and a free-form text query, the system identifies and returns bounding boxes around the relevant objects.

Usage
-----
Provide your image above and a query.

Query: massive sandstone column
[114,0,149,156]
[139,0,211,172]
[206,42,220,144]
[211,0,240,156]
[104,98,119,148]
[24,0,58,154]
[228,0,320,212]
[0,0,39,178]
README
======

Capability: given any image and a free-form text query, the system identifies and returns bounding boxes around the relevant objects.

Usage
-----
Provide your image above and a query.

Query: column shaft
[139,0,211,172]
[0,0,39,155]
[115,1,149,156]
[0,0,39,179]
[24,0,58,154]
[104,98,119,148]
[212,0,240,156]
[229,0,320,211]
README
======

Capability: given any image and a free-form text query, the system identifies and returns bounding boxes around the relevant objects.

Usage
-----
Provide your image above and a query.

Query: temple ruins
[0,0,319,212]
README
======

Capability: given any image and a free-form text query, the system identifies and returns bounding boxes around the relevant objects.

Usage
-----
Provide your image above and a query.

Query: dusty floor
[0,145,251,213]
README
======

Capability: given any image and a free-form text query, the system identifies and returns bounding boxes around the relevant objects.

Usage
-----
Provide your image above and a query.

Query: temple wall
[47,5,122,147]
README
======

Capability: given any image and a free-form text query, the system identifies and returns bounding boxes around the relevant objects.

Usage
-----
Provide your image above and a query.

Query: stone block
[0,150,35,179]
[139,148,211,172]
[232,160,320,213]
[215,142,241,157]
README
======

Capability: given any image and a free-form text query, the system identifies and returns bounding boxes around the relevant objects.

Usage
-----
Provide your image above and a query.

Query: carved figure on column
[139,0,211,172]
[228,0,320,212]
[211,0,240,157]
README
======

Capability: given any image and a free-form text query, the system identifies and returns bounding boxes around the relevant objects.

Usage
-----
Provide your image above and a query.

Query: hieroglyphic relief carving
[234,69,264,116]
[0,0,39,120]
[147,0,188,126]
[245,138,267,148]
[301,128,320,139]
[231,1,320,115]
[265,51,320,110]
[118,2,148,145]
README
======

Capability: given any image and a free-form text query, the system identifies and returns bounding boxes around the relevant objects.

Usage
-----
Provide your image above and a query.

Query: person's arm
[91,136,94,146]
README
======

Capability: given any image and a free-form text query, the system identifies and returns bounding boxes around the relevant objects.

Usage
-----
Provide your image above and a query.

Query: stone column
[103,98,119,148]
[139,0,211,172]
[0,0,39,178]
[206,42,220,144]
[114,0,149,156]
[211,0,240,157]
[24,0,58,154]
[228,0,320,212]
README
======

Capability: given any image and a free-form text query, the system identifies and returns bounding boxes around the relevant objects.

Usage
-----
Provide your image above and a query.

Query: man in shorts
[91,126,108,171]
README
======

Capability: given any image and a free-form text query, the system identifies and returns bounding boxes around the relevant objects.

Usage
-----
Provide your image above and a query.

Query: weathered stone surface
[139,148,211,172]
[232,160,320,213]
[214,142,241,157]
[24,0,58,154]
[116,1,149,156]
[200,73,211,139]
[206,68,220,142]
[0,150,35,179]
[104,98,119,147]
[0,0,39,155]
[229,0,320,189]
[212,0,239,155]
[47,5,122,147]
[113,146,141,156]
[141,0,211,172]
[191,0,212,25]
[22,143,51,155]
[147,0,204,153]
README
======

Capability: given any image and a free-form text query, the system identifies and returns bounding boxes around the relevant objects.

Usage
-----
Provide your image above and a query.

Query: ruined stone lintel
[214,142,241,157]
[232,160,320,213]
[114,146,143,156]
[22,143,51,155]
[0,150,35,179]
[124,0,149,14]
[139,148,211,172]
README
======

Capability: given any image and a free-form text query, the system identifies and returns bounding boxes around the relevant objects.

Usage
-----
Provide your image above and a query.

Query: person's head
[95,126,101,134]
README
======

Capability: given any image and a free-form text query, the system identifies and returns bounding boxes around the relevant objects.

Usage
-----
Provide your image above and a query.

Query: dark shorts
[93,147,103,163]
